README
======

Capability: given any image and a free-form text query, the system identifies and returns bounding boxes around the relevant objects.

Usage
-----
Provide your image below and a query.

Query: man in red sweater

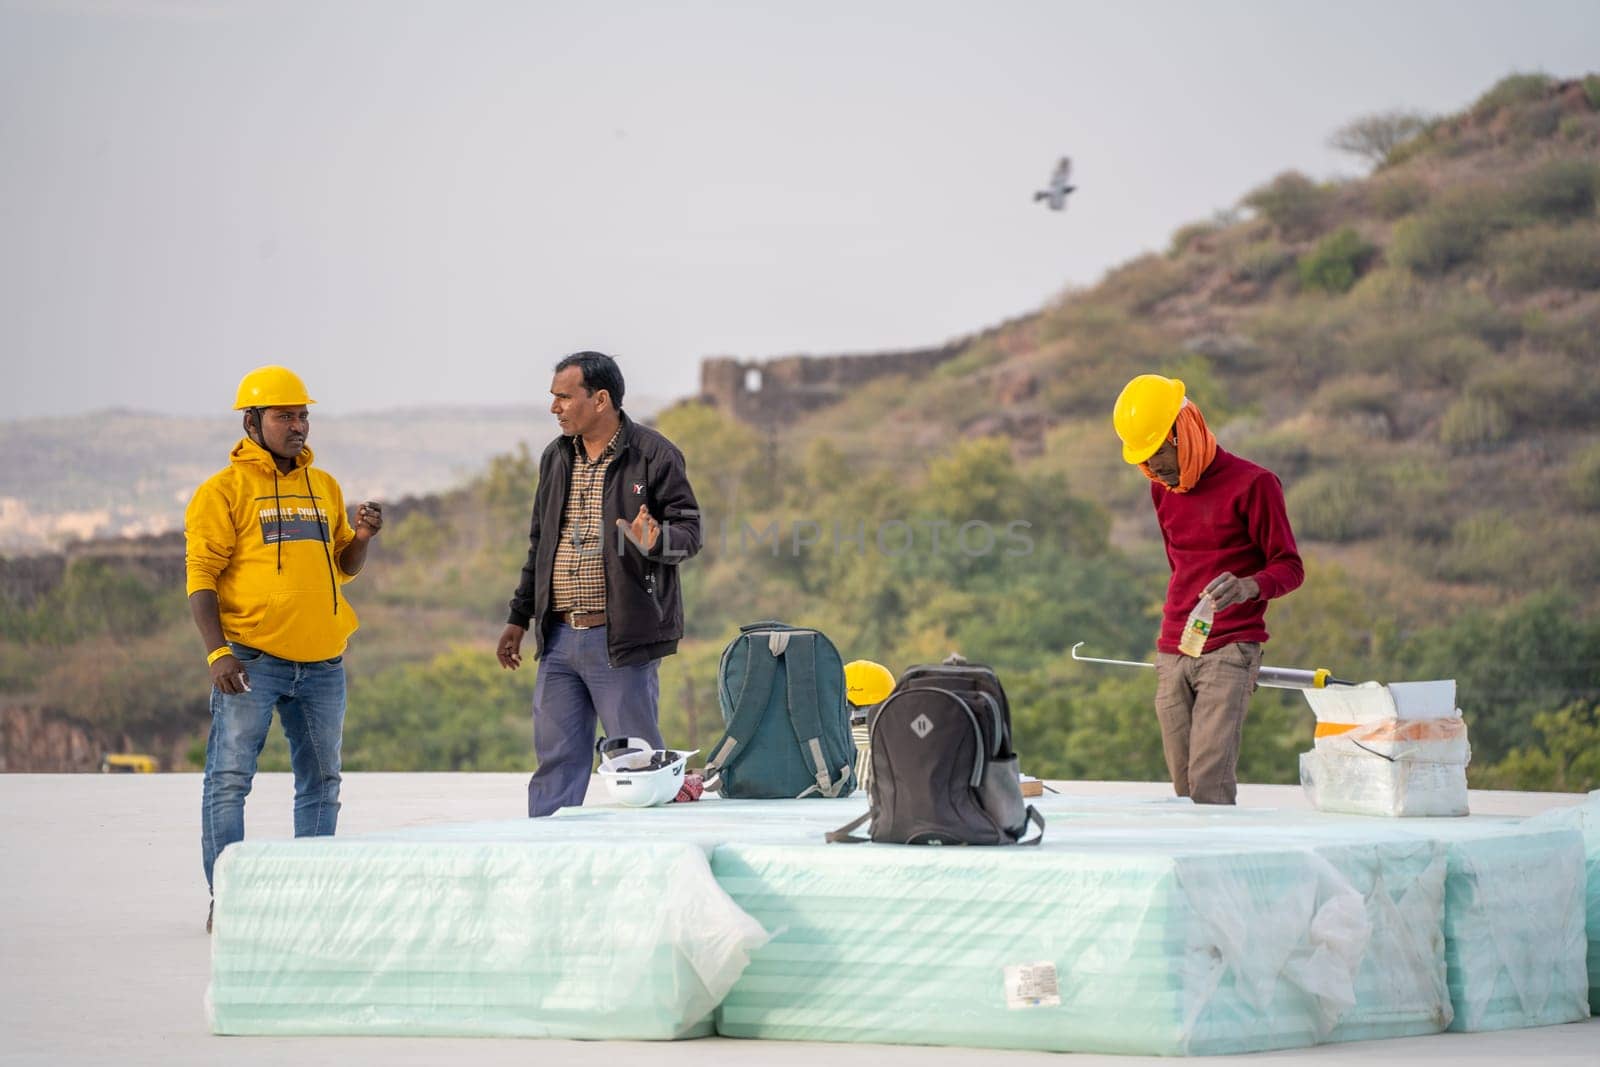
[1113,374,1304,804]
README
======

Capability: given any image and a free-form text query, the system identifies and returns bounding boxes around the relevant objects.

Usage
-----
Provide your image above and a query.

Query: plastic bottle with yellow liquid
[1178,594,1214,657]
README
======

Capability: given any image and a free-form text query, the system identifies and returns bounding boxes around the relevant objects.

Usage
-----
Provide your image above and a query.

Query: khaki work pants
[1153,641,1263,805]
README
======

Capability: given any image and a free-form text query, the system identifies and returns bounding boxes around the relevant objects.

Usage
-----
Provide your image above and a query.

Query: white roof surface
[2,773,1594,1066]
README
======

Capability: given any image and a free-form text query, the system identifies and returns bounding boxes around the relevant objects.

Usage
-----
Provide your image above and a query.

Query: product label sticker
[1004,962,1061,1009]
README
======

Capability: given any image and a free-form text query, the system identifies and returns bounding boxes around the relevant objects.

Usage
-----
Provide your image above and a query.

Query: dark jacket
[506,412,702,667]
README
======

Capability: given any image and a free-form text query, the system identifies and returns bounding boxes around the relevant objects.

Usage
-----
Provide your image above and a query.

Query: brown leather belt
[556,610,607,630]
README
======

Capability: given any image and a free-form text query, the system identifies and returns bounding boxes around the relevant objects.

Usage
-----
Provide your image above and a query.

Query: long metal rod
[1070,642,1353,690]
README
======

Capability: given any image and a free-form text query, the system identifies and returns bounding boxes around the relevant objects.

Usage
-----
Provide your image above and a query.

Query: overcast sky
[1,0,1595,420]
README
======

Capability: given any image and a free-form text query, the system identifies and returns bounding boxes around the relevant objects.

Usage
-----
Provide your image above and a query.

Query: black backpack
[828,655,1044,846]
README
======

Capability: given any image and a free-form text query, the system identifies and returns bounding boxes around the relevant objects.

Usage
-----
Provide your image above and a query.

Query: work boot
[206,900,213,934]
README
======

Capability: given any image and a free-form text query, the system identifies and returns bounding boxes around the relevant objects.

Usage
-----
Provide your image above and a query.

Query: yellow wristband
[206,646,233,666]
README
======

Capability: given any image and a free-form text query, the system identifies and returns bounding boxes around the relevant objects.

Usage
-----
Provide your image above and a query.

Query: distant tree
[1328,111,1431,168]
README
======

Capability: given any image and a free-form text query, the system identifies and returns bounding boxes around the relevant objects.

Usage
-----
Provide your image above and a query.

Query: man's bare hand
[354,501,383,541]
[616,504,660,553]
[209,655,251,695]
[1203,572,1260,611]
[497,623,526,671]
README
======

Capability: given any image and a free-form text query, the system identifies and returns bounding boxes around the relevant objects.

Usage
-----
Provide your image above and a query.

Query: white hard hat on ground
[596,737,699,808]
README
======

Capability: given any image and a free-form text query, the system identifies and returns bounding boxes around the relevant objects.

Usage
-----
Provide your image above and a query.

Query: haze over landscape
[2,0,1596,423]
[1,3,1598,801]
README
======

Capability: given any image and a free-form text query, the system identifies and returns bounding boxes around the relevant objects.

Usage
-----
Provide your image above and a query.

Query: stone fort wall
[698,313,1036,426]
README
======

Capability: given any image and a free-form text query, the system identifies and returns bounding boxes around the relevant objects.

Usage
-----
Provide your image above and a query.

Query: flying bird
[1034,157,1076,211]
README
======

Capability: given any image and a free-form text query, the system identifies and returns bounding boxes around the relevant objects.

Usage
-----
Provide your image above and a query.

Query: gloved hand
[674,772,705,803]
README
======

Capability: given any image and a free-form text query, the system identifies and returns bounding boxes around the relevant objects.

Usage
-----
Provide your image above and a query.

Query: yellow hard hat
[234,365,315,410]
[1113,374,1186,464]
[844,660,896,707]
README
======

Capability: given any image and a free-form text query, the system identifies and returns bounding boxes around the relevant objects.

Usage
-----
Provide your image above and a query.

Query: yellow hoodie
[185,437,358,662]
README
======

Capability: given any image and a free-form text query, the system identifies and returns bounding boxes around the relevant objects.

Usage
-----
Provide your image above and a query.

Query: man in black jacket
[497,352,703,816]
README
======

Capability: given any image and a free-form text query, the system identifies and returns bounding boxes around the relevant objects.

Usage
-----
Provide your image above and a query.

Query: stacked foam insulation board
[1429,822,1590,1030]
[1046,802,1591,1034]
[712,817,1452,1055]
[1265,813,1590,1032]
[1299,680,1470,816]
[207,838,767,1038]
[1526,790,1600,1014]
[207,793,1590,1050]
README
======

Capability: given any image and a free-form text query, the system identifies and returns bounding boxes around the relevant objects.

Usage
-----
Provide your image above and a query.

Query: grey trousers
[527,624,662,818]
[1153,641,1263,805]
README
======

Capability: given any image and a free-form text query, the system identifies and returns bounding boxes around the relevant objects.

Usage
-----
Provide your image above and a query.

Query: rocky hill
[4,74,1597,789]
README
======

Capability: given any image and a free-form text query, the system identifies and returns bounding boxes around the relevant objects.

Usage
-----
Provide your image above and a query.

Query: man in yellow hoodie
[185,366,382,932]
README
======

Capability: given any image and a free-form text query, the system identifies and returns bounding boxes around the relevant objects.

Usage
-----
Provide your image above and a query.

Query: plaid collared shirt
[550,425,622,613]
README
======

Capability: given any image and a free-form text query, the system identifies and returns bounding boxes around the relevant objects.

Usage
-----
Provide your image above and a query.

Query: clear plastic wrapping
[208,838,769,1038]
[205,790,1589,1050]
[1525,791,1600,1014]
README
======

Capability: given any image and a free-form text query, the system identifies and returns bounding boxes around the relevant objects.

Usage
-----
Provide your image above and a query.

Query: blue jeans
[201,642,346,891]
[527,624,662,817]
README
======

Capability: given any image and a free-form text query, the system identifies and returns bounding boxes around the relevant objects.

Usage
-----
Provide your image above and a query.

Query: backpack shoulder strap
[825,810,871,844]
[784,633,850,798]
[702,635,780,783]
[1017,805,1046,846]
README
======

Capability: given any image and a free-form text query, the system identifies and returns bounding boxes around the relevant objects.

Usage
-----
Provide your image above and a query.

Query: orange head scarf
[1139,399,1217,493]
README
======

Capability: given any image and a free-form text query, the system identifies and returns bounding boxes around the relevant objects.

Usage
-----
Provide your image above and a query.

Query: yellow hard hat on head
[1113,374,1186,464]
[234,366,315,410]
[844,660,896,707]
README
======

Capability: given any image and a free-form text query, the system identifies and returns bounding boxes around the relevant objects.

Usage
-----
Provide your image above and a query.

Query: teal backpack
[702,621,857,799]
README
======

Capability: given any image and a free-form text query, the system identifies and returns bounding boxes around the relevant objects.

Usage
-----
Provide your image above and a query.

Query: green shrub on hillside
[935,340,1007,378]
[1450,294,1524,347]
[1311,374,1399,422]
[1097,253,1197,312]
[1389,189,1501,274]
[1438,395,1511,449]
[1472,72,1554,115]
[1242,171,1331,239]
[1343,266,1421,309]
[1389,162,1598,277]
[1464,354,1596,431]
[1434,513,1528,583]
[1229,425,1317,481]
[1509,100,1564,140]
[1491,225,1600,293]
[1585,76,1600,110]
[1232,239,1294,284]
[1413,335,1495,388]
[1369,178,1429,219]
[1512,158,1600,220]
[1285,467,1386,542]
[1569,442,1600,510]
[1558,114,1591,142]
[1524,297,1600,359]
[1297,227,1377,294]
[1243,300,1350,385]
[1167,220,1217,258]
